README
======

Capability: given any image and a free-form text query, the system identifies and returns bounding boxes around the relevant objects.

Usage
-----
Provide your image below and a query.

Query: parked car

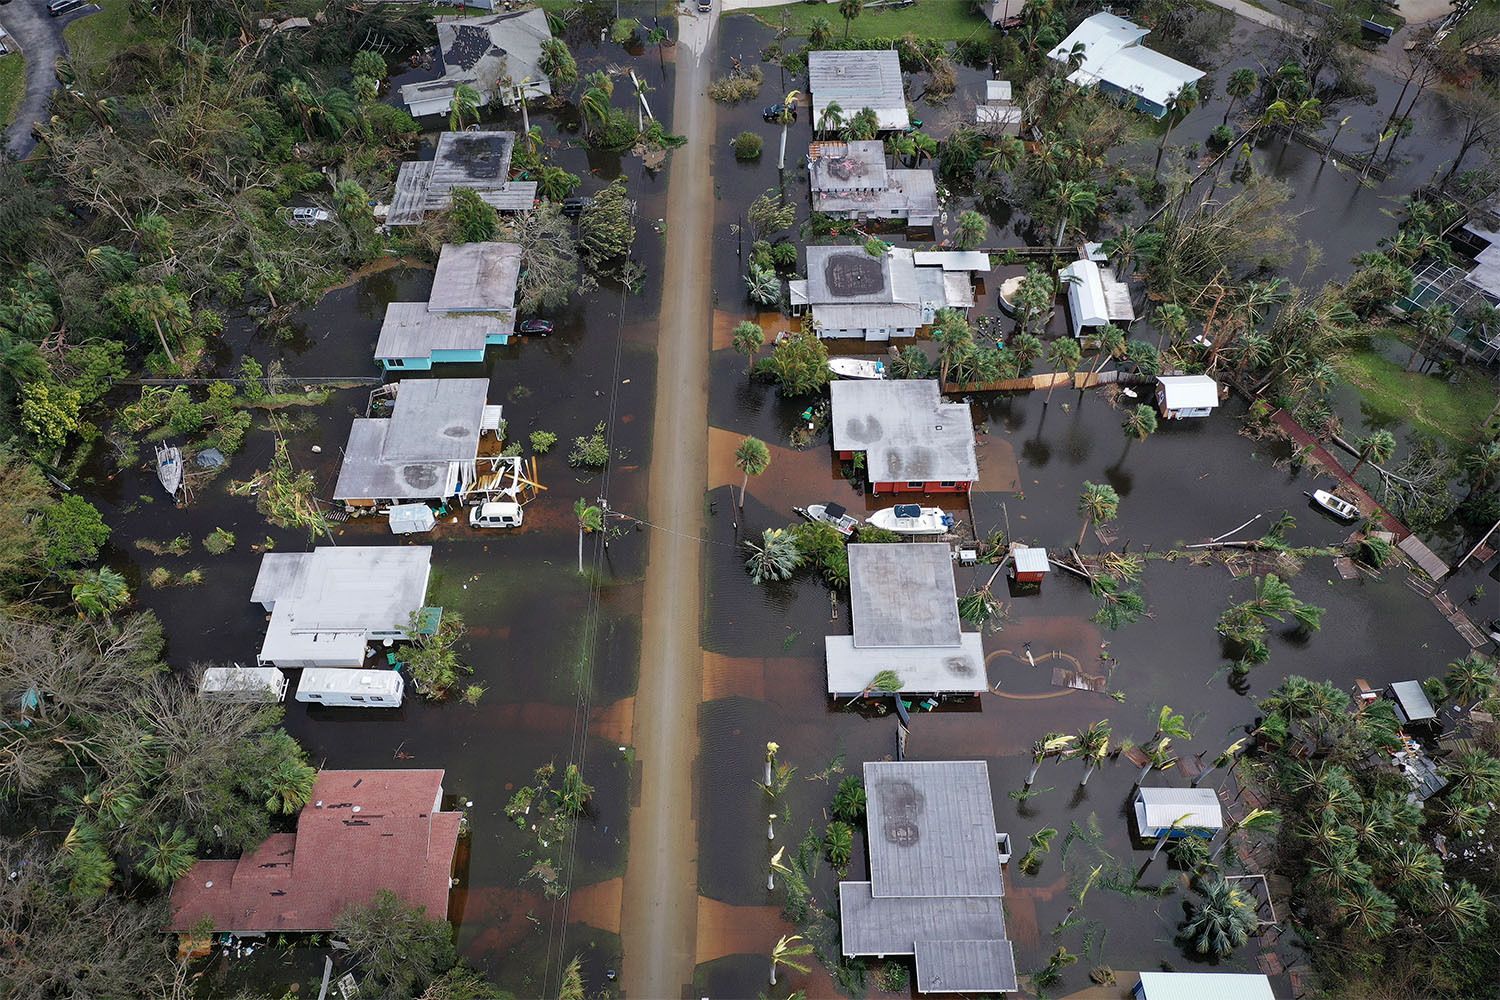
[289,206,331,226]
[762,103,796,123]
[48,0,88,16]
[518,319,553,336]
[697,0,711,11]
[469,501,523,529]
[561,196,593,218]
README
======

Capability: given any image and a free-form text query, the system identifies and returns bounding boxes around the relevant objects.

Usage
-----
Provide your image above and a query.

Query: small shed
[1156,375,1220,418]
[1135,972,1275,1000]
[1133,786,1223,838]
[1388,680,1438,726]
[1011,545,1050,584]
[388,504,437,535]
[1059,259,1109,338]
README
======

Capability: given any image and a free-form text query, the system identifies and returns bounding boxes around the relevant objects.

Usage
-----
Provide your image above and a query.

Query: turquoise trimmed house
[376,241,520,370]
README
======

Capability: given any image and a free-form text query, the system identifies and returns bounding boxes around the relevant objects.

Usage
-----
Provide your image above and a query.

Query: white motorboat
[796,502,860,537]
[866,504,956,536]
[1310,489,1360,522]
[828,357,887,380]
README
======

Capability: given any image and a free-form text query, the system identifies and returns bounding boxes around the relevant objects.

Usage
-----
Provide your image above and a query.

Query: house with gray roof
[808,141,938,227]
[789,245,980,341]
[809,50,909,132]
[400,8,553,119]
[826,544,986,698]
[332,379,504,507]
[838,761,1017,993]
[387,131,537,226]
[830,380,978,494]
[376,243,521,370]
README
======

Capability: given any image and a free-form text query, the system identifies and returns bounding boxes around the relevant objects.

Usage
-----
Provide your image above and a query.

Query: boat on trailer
[866,504,956,536]
[155,443,183,499]
[828,357,887,380]
[1310,489,1360,522]
[795,502,860,537]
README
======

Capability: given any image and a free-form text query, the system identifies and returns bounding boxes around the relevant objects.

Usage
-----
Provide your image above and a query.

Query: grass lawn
[0,53,22,132]
[744,1,996,43]
[63,0,138,65]
[1335,333,1497,444]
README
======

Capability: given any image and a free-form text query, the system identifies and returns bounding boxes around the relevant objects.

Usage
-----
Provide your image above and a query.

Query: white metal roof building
[252,547,433,669]
[1133,786,1224,838]
[333,379,499,503]
[809,50,910,132]
[825,544,987,697]
[375,243,521,369]
[1059,259,1110,337]
[400,8,553,119]
[830,380,979,486]
[1134,971,1276,1000]
[1048,12,1205,118]
[911,251,991,272]
[1156,374,1220,418]
[839,761,1017,994]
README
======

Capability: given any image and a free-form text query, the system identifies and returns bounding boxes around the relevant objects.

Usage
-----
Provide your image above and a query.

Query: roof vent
[352,805,362,813]
[205,880,214,888]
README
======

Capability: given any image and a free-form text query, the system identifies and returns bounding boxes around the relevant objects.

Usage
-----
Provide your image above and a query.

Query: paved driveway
[0,0,97,158]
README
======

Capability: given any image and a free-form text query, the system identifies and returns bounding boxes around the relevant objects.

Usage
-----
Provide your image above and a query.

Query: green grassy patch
[1334,333,1497,444]
[63,0,139,66]
[0,52,22,131]
[744,0,995,43]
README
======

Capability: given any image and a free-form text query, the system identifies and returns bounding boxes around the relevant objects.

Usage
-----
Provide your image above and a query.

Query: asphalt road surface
[0,0,96,158]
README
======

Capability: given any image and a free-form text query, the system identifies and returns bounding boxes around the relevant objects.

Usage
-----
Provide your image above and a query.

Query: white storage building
[1155,375,1220,418]
[1133,786,1224,839]
[1048,13,1205,119]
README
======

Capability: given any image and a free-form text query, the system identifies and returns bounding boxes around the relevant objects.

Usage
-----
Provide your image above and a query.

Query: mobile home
[294,668,405,708]
[199,666,289,703]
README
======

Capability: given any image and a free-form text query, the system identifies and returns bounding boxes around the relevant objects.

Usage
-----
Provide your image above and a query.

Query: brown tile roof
[168,769,460,933]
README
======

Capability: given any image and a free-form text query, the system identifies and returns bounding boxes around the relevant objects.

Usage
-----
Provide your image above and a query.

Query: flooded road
[619,7,717,998]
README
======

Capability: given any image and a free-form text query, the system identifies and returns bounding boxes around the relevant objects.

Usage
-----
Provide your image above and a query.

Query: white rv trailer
[199,666,289,703]
[294,668,405,708]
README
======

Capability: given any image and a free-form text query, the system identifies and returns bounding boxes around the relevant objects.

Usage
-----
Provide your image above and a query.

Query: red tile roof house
[830,380,979,495]
[167,770,462,936]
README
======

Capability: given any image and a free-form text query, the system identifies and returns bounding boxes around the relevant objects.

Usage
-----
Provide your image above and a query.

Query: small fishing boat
[828,357,887,380]
[1310,489,1360,522]
[155,443,183,499]
[866,503,955,536]
[795,502,860,537]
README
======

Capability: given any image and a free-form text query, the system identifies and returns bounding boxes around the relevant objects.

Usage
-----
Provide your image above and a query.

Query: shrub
[733,131,763,161]
[529,430,558,453]
[823,820,854,869]
[147,567,173,589]
[875,961,910,993]
[203,528,236,555]
[707,66,763,104]
[568,422,610,468]
[1208,124,1235,148]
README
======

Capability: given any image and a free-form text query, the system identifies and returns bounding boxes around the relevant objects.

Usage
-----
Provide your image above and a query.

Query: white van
[469,501,522,529]
[200,666,289,703]
[294,668,404,708]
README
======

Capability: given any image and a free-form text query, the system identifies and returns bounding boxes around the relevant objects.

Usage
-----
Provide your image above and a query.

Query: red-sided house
[167,769,462,936]
[830,379,978,495]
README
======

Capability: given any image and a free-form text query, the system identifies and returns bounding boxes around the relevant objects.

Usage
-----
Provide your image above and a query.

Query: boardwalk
[1269,408,1406,536]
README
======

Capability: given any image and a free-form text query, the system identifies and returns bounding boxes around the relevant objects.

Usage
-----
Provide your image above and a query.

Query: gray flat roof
[809,50,909,131]
[252,553,313,608]
[430,131,516,196]
[831,380,979,483]
[808,140,889,193]
[838,881,1006,954]
[864,760,1005,898]
[848,543,961,648]
[429,242,521,313]
[806,244,916,305]
[374,304,511,361]
[333,379,489,501]
[914,940,1018,994]
[1389,680,1437,721]
[478,182,537,212]
[824,633,987,696]
[256,547,432,634]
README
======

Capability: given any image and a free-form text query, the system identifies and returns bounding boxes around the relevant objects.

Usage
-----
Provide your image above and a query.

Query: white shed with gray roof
[809,50,909,132]
[839,761,1017,994]
[1133,786,1224,837]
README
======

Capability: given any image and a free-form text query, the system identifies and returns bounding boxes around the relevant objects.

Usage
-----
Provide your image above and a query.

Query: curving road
[618,3,717,998]
[0,0,95,158]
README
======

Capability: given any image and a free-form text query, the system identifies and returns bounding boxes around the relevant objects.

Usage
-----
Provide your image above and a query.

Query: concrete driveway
[0,0,97,158]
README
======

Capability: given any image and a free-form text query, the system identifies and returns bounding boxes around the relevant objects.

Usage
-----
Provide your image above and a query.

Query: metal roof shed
[809,50,910,132]
[1133,786,1223,837]
[1012,546,1049,583]
[1134,971,1275,1000]
[1389,680,1437,724]
[1059,259,1110,337]
[1156,375,1220,417]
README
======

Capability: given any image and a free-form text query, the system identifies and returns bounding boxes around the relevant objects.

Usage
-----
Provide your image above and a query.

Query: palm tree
[134,824,197,888]
[1210,807,1278,862]
[575,499,604,573]
[1193,737,1247,787]
[1154,82,1199,177]
[837,0,863,40]
[1181,878,1257,958]
[1223,67,1257,124]
[981,135,1024,176]
[1090,324,1127,375]
[818,100,845,136]
[1445,654,1498,708]
[1121,404,1158,444]
[770,934,813,986]
[1442,748,1500,802]
[280,78,315,140]
[579,81,612,140]
[1044,338,1081,404]
[1076,721,1111,785]
[1048,180,1098,247]
[808,16,834,49]
[71,568,130,621]
[1076,481,1120,549]
[1426,879,1488,942]
[538,38,579,94]
[774,91,801,170]
[734,436,771,509]
[955,210,988,251]
[911,131,939,165]
[448,83,481,132]
[745,528,802,585]
[732,320,765,374]
[1146,811,1193,865]
[746,267,780,306]
[262,754,317,815]
[1349,428,1396,477]
[1026,733,1075,785]
[1137,737,1177,786]
[1153,302,1188,352]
